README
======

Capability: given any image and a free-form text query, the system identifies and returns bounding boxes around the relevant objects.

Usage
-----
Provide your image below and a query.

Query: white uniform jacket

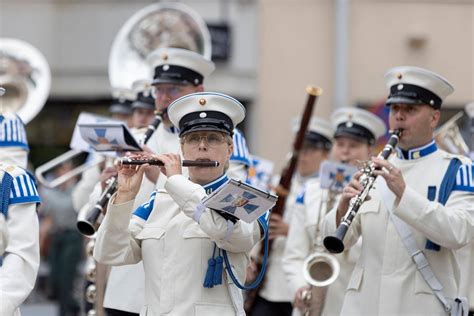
[260,174,319,302]
[321,144,474,316]
[0,165,41,316]
[94,174,263,316]
[283,180,360,316]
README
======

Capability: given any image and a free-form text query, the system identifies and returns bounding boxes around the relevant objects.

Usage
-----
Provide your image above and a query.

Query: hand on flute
[154,153,182,178]
[115,153,150,203]
[130,149,160,184]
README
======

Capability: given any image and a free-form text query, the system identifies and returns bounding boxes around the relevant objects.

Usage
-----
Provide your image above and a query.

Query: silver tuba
[0,38,51,123]
[434,111,469,156]
[108,2,212,90]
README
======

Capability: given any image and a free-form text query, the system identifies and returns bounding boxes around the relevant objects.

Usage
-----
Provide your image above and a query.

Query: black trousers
[251,295,293,316]
[105,308,139,316]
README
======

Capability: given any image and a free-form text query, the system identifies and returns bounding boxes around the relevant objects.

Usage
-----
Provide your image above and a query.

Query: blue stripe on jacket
[133,191,157,220]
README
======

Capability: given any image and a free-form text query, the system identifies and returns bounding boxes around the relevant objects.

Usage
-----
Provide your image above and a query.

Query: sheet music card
[319,160,358,192]
[78,122,142,152]
[202,179,278,223]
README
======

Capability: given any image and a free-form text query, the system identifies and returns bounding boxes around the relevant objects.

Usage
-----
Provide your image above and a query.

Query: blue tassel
[213,254,223,286]
[204,257,216,288]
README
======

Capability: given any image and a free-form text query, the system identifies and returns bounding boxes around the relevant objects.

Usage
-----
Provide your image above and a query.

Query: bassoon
[245,86,323,314]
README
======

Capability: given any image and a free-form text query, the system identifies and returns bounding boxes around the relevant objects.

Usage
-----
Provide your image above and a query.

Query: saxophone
[301,189,339,316]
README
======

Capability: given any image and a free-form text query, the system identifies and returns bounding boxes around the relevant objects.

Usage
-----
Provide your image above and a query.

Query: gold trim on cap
[199,98,206,106]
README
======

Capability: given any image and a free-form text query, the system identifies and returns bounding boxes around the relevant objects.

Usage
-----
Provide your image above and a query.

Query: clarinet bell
[323,224,348,254]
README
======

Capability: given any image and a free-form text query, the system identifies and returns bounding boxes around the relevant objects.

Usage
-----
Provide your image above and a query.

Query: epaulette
[439,151,474,193]
[454,162,474,193]
[0,164,41,217]
[230,129,251,167]
[3,165,41,205]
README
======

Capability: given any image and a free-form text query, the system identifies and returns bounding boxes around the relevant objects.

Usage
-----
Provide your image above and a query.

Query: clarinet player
[322,66,474,315]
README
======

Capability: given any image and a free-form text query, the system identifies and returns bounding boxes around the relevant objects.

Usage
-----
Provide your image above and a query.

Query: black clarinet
[77,112,162,236]
[323,129,402,253]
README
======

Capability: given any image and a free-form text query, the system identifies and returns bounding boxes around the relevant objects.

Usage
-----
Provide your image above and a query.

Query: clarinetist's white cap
[292,117,334,150]
[147,48,215,86]
[331,107,386,145]
[168,92,245,136]
[384,66,454,109]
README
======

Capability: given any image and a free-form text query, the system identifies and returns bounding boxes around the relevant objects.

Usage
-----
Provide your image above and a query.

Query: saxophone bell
[302,251,340,288]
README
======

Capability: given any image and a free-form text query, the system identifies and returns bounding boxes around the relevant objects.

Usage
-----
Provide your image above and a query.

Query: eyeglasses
[152,85,187,98]
[183,133,226,147]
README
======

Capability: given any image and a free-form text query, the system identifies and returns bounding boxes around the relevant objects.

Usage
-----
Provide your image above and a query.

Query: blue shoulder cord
[0,171,13,266]
[425,158,462,250]
[222,216,270,290]
[0,172,13,218]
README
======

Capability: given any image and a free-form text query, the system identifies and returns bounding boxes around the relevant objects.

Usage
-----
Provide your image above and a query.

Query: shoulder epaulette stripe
[12,178,21,198]
[454,164,474,192]
[9,173,41,200]
[230,130,250,165]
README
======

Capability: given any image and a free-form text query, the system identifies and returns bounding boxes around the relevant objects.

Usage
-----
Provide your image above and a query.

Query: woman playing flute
[93,92,265,316]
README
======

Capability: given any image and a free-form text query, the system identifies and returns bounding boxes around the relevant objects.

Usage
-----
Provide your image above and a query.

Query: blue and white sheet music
[319,160,358,192]
[78,121,141,152]
[202,179,277,223]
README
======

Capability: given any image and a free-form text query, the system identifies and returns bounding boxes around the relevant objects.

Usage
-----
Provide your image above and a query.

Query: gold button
[199,98,206,106]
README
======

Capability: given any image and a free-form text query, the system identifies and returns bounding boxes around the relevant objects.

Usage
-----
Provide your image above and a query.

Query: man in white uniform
[0,112,41,316]
[322,66,474,315]
[283,108,386,316]
[144,48,251,187]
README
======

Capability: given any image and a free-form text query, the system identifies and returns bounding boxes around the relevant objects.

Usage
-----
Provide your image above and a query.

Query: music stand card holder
[202,179,277,223]
[319,160,358,192]
[78,122,142,152]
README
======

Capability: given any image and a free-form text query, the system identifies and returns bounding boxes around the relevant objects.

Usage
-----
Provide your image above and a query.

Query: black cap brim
[180,125,231,137]
[385,96,420,106]
[151,78,191,86]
